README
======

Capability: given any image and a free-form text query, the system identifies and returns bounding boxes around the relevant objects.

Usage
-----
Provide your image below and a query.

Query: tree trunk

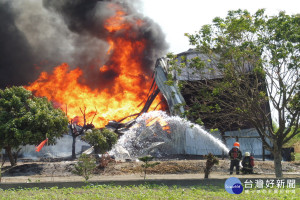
[262,136,265,161]
[220,131,226,160]
[262,145,265,161]
[204,170,209,179]
[13,148,21,164]
[1,152,4,167]
[72,135,76,159]
[5,147,16,166]
[94,146,101,155]
[0,152,2,183]
[273,147,283,178]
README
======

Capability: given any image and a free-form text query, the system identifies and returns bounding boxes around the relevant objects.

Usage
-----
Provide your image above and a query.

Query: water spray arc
[110,111,229,160]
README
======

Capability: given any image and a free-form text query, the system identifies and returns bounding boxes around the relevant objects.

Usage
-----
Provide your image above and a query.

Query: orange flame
[146,116,171,133]
[25,4,165,127]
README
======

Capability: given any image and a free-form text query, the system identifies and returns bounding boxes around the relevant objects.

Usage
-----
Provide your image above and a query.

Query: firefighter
[242,152,254,174]
[229,142,242,175]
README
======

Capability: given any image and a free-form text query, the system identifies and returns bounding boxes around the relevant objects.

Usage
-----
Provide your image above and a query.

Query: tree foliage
[0,86,68,165]
[138,155,160,180]
[72,153,96,182]
[170,9,299,178]
[204,153,219,179]
[82,128,118,154]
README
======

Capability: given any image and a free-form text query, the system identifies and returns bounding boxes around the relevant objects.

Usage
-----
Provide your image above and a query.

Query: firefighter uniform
[242,152,254,174]
[229,142,242,175]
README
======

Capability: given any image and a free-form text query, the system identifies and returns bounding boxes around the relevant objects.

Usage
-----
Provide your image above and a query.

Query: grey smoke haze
[0,0,168,89]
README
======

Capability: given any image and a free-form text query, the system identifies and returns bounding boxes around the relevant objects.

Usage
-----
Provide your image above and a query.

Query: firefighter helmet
[233,142,240,147]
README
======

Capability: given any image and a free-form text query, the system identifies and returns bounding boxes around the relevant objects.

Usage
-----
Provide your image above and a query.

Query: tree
[0,86,68,166]
[82,128,118,154]
[68,106,96,159]
[204,153,219,179]
[170,9,299,178]
[72,153,96,182]
[138,155,160,180]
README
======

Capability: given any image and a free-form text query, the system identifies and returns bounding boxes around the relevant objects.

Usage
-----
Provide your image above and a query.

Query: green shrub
[291,152,296,161]
[82,128,118,154]
[72,154,96,181]
[204,153,219,179]
[139,155,160,180]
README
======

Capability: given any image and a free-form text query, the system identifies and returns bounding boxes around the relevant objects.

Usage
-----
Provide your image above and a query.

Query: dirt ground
[1,159,300,183]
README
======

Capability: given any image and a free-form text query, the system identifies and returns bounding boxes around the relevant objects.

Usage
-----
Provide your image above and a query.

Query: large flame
[25,4,165,127]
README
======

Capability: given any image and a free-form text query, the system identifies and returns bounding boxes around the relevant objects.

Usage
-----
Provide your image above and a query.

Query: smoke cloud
[0,0,168,89]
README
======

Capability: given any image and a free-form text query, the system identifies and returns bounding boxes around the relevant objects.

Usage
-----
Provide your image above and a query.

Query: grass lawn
[0,183,299,200]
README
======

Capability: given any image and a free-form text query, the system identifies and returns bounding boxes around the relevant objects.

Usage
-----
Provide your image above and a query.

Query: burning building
[158,49,272,158]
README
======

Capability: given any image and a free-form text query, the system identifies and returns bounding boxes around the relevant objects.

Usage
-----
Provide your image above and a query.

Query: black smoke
[0,1,37,88]
[0,0,168,89]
